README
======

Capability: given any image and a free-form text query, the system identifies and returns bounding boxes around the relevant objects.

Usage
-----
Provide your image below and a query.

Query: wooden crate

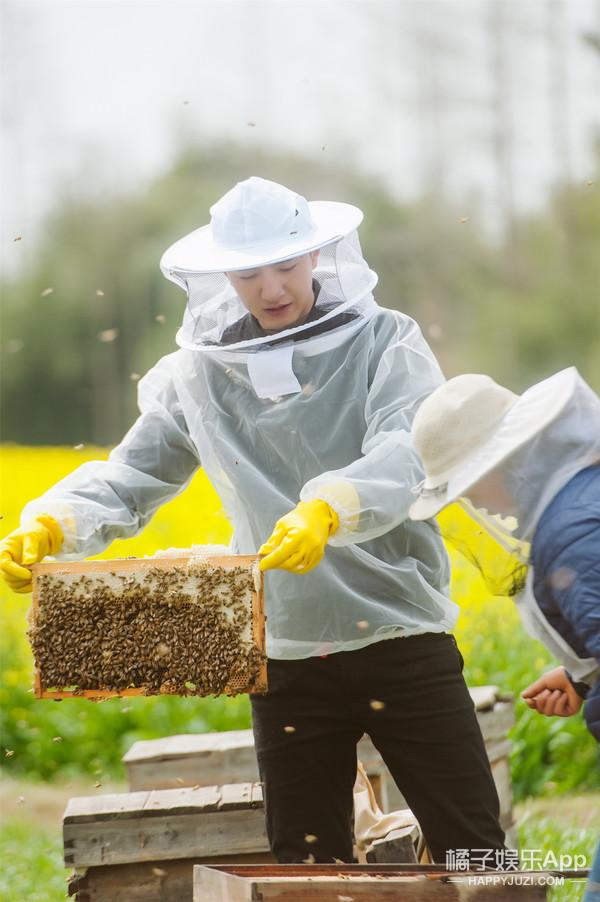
[193,863,552,900]
[30,554,266,699]
[122,687,515,839]
[64,782,273,902]
[67,855,274,902]
[64,784,421,901]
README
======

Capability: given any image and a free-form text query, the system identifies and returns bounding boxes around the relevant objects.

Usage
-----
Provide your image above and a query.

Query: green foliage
[452,564,600,801]
[517,801,599,902]
[3,143,599,444]
[451,175,600,392]
[0,818,66,902]
[467,627,600,800]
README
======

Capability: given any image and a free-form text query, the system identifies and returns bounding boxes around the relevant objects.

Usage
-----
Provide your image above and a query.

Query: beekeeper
[0,177,505,864]
[409,369,600,900]
[409,369,600,739]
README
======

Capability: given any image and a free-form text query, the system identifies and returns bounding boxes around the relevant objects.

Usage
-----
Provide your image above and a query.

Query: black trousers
[250,633,505,864]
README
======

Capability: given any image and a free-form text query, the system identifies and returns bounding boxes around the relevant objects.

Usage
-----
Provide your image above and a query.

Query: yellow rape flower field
[0,446,598,902]
[0,444,597,791]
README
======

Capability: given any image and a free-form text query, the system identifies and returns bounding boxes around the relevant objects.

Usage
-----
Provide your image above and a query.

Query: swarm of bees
[29,562,265,696]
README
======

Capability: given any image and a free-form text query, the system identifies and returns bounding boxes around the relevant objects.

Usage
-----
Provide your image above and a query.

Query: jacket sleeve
[21,354,201,559]
[300,313,445,545]
[560,560,600,681]
[541,504,600,687]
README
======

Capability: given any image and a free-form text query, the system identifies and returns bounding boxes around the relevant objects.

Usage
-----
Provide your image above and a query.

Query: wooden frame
[30,554,266,700]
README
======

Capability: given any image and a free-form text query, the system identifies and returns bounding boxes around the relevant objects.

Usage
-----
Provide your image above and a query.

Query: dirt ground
[0,776,128,829]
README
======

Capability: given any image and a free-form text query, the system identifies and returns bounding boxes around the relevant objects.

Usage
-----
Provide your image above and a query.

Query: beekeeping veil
[409,368,600,681]
[160,177,378,397]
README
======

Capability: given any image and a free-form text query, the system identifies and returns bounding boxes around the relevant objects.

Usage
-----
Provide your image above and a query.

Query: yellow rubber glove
[259,499,339,574]
[0,515,63,594]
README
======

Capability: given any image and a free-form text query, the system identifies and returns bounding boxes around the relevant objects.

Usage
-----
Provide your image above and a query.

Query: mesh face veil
[162,231,378,355]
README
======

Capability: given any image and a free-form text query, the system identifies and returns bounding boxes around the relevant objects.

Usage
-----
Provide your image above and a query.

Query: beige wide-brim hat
[160,175,363,275]
[409,368,579,521]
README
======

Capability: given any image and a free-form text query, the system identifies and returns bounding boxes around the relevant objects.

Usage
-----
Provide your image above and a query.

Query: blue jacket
[531,464,600,741]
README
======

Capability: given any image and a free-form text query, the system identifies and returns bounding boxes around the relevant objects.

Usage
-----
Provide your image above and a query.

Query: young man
[0,177,505,863]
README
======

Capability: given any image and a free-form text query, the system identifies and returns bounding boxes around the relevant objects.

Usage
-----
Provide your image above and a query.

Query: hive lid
[63,781,264,824]
[122,729,256,763]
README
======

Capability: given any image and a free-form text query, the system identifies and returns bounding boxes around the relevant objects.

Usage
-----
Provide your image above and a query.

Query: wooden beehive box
[29,554,266,699]
[63,784,421,901]
[64,782,273,902]
[193,863,552,900]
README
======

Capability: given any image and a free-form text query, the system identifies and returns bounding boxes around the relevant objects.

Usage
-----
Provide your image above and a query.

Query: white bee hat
[409,368,579,521]
[160,176,363,275]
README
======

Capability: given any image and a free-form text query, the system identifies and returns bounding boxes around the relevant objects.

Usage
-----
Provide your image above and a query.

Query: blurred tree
[547,0,573,185]
[1,140,599,445]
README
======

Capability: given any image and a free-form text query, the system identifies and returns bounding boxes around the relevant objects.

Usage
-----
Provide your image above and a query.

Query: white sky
[2,0,600,274]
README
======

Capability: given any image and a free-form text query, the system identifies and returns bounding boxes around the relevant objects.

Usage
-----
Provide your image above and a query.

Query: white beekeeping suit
[23,177,455,659]
[410,367,600,683]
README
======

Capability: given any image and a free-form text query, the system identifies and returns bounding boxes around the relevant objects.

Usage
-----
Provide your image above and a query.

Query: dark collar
[218,279,359,347]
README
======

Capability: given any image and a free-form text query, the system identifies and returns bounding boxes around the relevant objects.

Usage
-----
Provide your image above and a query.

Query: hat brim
[160,201,363,275]
[409,368,578,521]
